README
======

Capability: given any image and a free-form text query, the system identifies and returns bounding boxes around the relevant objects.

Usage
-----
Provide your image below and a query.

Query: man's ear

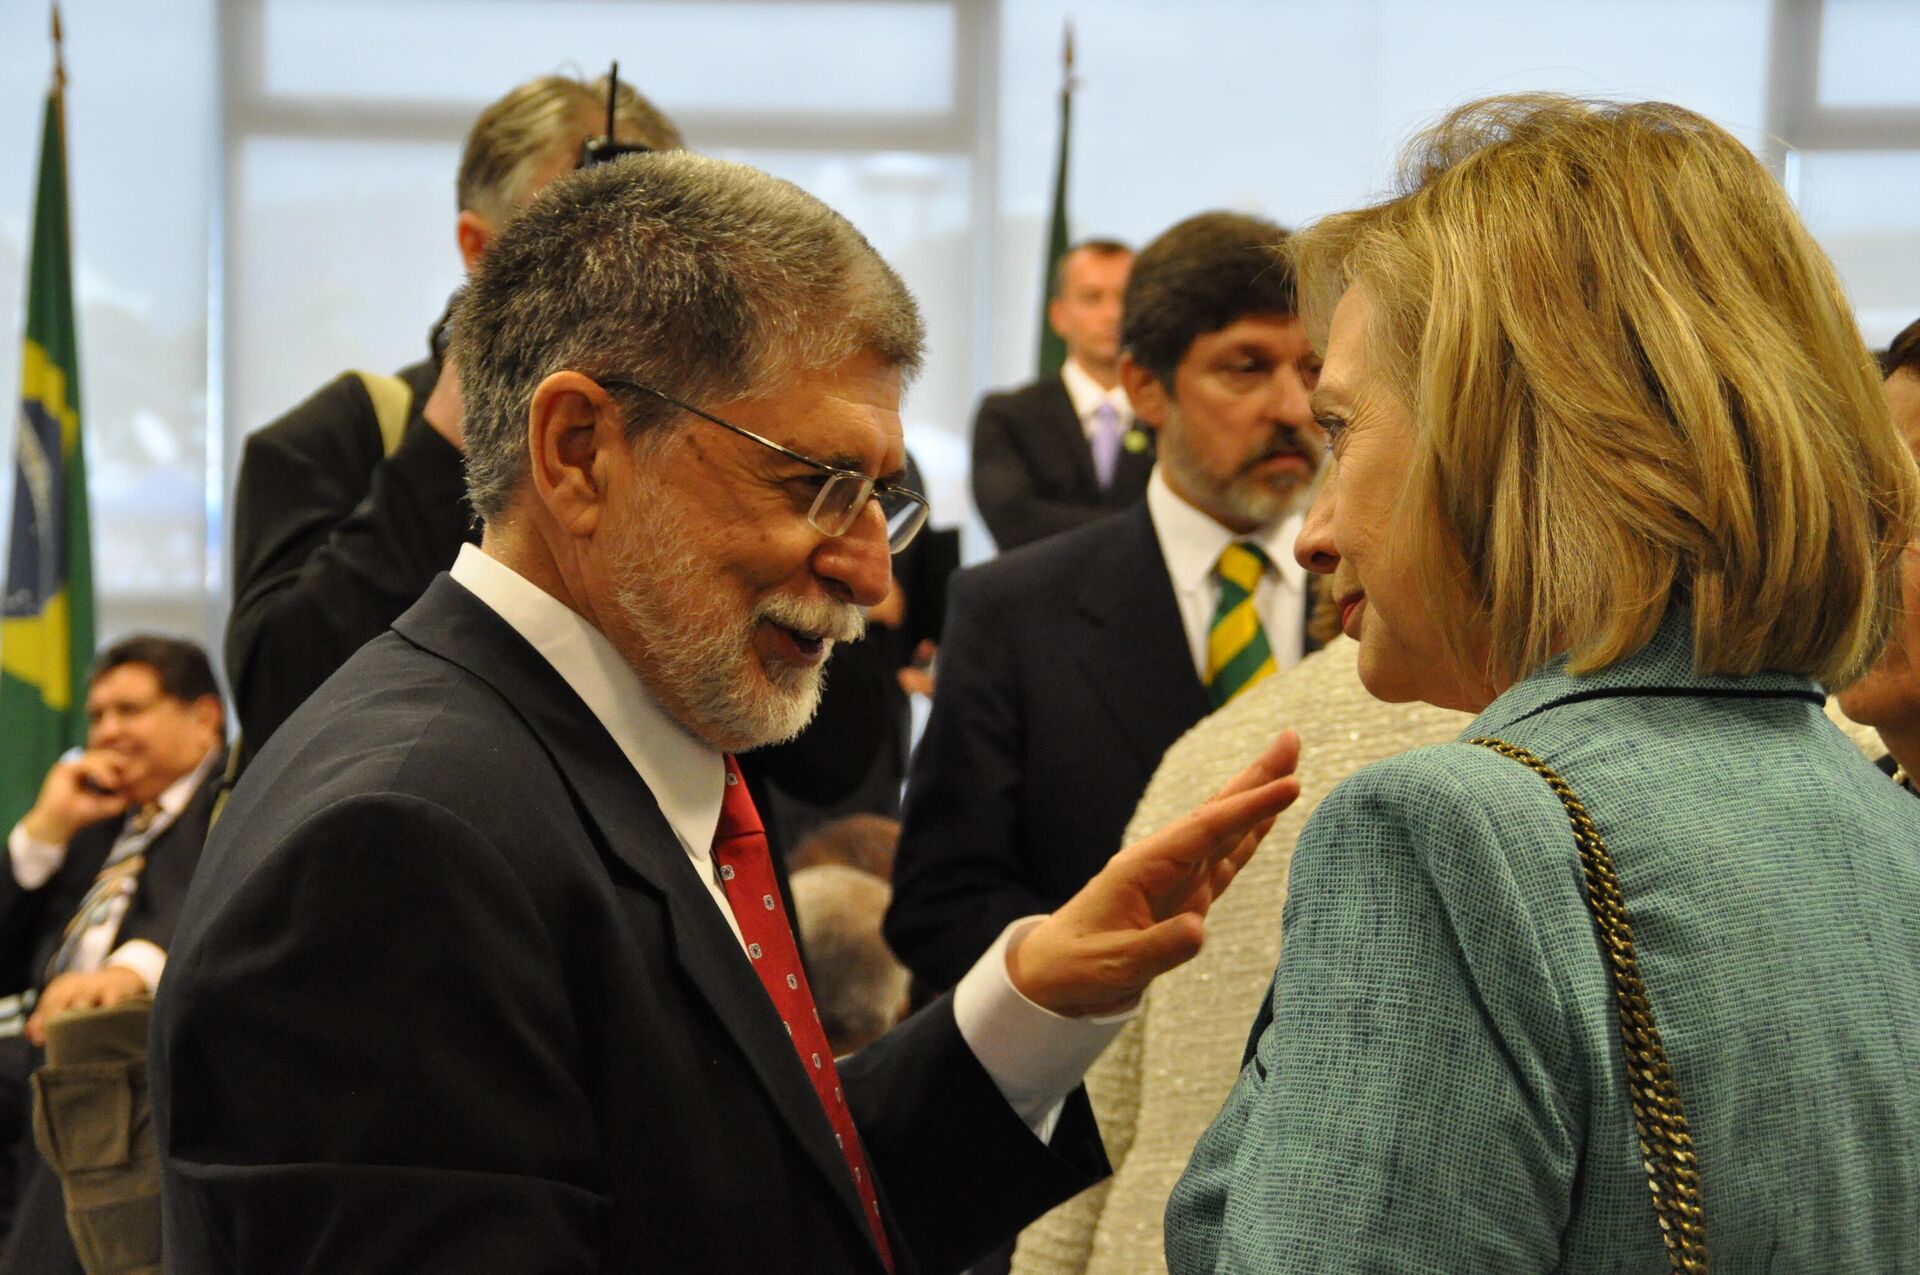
[191,695,222,741]
[456,210,494,273]
[527,372,623,538]
[1046,294,1070,342]
[1119,352,1166,432]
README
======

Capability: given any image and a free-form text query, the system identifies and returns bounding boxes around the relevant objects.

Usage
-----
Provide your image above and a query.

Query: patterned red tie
[713,757,896,1272]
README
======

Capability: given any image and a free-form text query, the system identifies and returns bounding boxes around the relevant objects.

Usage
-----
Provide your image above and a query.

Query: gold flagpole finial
[1061,17,1076,94]
[50,2,66,93]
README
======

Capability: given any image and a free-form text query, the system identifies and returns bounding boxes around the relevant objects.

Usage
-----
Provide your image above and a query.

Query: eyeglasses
[599,377,931,553]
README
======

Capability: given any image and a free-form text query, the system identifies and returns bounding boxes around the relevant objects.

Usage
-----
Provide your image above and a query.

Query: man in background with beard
[887,212,1325,1004]
[151,158,1299,1274]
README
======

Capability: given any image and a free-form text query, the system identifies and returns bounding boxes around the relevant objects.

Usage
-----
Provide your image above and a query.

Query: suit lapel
[1107,437,1155,504]
[392,577,877,1257]
[1071,506,1211,769]
[1036,378,1100,496]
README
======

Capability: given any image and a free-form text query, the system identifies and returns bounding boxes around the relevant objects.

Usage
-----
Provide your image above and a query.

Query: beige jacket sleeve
[1013,639,1471,1275]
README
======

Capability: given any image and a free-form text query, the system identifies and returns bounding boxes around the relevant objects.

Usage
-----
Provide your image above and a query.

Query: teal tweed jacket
[1167,612,1920,1272]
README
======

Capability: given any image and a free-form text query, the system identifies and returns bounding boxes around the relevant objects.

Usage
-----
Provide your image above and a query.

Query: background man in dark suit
[887,212,1325,1001]
[153,153,1297,1274]
[0,634,225,1271]
[972,240,1153,551]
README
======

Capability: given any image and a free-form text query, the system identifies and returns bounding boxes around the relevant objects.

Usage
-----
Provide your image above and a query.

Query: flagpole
[1035,18,1076,379]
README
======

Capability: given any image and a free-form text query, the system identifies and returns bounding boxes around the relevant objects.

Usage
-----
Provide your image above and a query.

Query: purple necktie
[1091,401,1123,489]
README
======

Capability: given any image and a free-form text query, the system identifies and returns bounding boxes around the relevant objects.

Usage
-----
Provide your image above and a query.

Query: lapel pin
[1122,428,1151,454]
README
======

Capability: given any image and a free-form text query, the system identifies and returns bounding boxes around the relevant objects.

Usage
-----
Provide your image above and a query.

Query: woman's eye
[1314,414,1348,455]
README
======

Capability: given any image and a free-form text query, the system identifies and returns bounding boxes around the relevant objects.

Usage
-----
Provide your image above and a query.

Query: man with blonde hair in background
[225,72,683,768]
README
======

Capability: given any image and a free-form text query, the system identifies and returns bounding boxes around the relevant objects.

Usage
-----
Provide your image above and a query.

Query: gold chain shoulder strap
[1468,737,1708,1273]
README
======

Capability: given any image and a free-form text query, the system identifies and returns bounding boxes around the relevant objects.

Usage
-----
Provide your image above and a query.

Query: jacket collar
[392,571,883,1262]
[1466,605,1823,740]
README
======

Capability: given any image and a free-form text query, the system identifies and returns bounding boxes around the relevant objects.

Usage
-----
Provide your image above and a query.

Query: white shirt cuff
[105,940,166,994]
[952,916,1134,1143]
[7,822,66,891]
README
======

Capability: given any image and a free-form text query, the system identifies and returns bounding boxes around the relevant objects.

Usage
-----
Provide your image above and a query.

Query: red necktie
[714,757,896,1272]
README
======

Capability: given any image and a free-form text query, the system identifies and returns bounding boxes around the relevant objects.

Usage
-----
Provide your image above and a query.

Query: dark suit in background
[885,506,1207,995]
[154,579,1104,1274]
[0,752,225,1275]
[970,378,1153,553]
[225,358,463,767]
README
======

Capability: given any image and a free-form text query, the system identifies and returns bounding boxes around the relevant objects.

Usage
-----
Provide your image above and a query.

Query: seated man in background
[888,212,1324,1002]
[790,864,911,1056]
[0,635,225,1272]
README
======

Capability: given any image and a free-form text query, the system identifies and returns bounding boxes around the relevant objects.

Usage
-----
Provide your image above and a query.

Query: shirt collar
[449,543,726,861]
[1144,466,1304,599]
[154,744,220,819]
[1059,356,1132,428]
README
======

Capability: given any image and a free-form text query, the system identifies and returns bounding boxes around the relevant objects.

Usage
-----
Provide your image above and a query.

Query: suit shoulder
[950,511,1140,607]
[241,635,555,819]
[975,377,1065,418]
[1319,741,1541,819]
[241,359,433,470]
[1301,742,1575,897]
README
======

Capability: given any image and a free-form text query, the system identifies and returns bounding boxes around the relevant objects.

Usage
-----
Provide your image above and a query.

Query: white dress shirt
[449,544,1123,1137]
[6,743,221,992]
[1059,356,1133,439]
[1145,467,1308,682]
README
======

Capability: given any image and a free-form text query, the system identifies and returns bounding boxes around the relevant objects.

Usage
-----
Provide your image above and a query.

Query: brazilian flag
[1,67,93,830]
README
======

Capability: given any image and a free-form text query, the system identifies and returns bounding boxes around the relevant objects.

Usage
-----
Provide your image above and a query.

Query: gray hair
[454,151,926,520]
[789,865,909,1055]
[456,71,685,223]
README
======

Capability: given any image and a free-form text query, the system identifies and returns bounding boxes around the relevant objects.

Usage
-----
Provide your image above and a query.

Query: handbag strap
[1468,737,1709,1273]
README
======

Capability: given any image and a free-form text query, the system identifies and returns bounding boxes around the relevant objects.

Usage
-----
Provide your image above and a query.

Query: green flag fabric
[1035,74,1073,380]
[2,80,94,830]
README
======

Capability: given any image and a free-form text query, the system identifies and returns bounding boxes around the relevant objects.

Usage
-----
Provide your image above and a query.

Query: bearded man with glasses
[151,153,1300,1275]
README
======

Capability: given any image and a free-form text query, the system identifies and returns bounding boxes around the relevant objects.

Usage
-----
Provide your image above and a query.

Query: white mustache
[757,594,867,645]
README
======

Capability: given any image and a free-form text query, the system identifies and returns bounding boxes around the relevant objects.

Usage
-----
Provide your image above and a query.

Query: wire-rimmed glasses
[599,377,930,554]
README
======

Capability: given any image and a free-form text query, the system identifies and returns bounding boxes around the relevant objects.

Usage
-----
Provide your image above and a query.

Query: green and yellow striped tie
[1206,541,1276,708]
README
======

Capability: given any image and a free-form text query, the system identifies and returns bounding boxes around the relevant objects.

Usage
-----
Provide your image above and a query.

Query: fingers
[1114,913,1207,987]
[1186,774,1300,849]
[1208,729,1301,803]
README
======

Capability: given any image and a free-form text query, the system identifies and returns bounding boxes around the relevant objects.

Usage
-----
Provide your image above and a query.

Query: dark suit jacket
[970,376,1153,552]
[152,577,1105,1274]
[225,358,465,767]
[0,751,225,997]
[885,506,1209,993]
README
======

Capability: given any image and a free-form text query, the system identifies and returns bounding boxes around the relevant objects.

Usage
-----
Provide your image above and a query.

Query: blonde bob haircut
[1288,94,1918,689]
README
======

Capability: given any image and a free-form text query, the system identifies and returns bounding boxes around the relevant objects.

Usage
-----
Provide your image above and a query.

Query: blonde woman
[1167,96,1920,1272]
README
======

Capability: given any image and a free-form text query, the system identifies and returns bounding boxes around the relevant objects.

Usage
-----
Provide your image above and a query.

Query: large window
[3,0,1918,676]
